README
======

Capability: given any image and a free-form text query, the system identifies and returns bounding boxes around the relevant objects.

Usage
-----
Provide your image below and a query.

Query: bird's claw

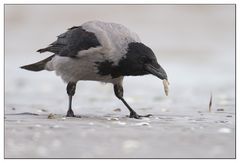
[129,112,152,119]
[66,114,81,118]
[66,110,81,118]
[66,109,74,117]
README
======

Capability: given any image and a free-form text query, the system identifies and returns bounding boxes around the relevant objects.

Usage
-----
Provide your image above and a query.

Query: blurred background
[5,5,235,158]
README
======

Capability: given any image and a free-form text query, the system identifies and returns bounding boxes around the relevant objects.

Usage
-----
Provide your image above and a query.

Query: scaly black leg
[66,82,78,117]
[114,84,152,119]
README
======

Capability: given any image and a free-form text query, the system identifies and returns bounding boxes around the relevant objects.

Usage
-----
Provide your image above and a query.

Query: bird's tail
[20,55,54,72]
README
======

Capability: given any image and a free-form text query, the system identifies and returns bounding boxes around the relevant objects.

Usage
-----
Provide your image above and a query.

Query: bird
[21,20,169,119]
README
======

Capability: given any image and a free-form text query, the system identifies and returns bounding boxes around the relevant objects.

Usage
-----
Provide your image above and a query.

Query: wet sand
[5,108,235,158]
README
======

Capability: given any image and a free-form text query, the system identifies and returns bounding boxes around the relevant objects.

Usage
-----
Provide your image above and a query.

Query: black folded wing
[37,26,101,57]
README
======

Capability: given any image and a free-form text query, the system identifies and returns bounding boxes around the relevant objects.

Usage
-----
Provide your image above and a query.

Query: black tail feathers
[20,63,45,71]
[20,55,54,72]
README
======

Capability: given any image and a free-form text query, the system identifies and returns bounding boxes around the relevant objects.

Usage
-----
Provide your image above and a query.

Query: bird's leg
[66,82,78,117]
[114,84,152,119]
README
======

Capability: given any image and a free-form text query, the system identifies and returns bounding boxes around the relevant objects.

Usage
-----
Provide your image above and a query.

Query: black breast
[95,60,122,78]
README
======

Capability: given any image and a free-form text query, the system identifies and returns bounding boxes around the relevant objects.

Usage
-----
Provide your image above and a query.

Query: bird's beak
[144,63,168,80]
[145,63,169,96]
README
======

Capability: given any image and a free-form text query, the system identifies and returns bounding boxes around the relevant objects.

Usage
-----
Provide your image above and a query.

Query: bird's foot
[129,112,152,119]
[66,109,81,118]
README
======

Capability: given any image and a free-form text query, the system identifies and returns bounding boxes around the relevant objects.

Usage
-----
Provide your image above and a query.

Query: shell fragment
[163,79,169,96]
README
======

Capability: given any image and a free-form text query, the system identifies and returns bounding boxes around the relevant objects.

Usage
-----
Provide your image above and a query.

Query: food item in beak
[163,79,169,96]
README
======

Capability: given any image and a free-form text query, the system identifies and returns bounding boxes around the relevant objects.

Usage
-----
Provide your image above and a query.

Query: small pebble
[112,117,119,121]
[226,115,232,118]
[48,113,55,119]
[135,122,150,126]
[113,108,121,112]
[219,120,228,123]
[217,108,224,112]
[107,117,119,121]
[38,109,48,113]
[42,109,48,112]
[12,107,16,111]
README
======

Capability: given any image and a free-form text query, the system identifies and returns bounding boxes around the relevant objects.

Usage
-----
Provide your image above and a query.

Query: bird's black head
[118,42,168,80]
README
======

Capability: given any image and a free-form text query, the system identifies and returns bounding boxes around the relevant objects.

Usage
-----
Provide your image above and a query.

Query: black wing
[37,26,101,57]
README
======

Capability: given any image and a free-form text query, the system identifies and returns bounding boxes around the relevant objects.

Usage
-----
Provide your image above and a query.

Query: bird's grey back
[82,21,140,52]
[37,20,141,64]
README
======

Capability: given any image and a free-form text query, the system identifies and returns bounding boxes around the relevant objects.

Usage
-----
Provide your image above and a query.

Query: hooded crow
[21,20,169,119]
